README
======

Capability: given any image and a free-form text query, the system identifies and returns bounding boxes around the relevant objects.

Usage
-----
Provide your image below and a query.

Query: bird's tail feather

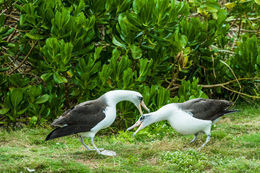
[223,109,239,114]
[45,125,84,141]
[211,109,239,121]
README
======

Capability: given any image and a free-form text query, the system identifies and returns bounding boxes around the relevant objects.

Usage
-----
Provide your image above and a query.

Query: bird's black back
[177,98,235,121]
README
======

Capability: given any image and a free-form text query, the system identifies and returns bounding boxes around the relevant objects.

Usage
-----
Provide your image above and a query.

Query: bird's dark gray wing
[45,97,107,140]
[177,98,233,121]
[45,125,91,141]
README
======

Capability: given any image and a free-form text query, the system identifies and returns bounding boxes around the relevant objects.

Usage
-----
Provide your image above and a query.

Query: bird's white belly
[90,106,116,133]
[168,113,212,135]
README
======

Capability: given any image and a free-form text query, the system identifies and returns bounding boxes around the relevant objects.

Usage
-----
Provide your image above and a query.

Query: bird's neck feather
[146,107,172,124]
[149,104,179,123]
[104,90,136,106]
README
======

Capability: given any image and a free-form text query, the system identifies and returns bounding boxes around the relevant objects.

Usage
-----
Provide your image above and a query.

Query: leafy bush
[0,0,259,128]
[173,77,208,103]
[231,35,260,77]
[0,86,49,127]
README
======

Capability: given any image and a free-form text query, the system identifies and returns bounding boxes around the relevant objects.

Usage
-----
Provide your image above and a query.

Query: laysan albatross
[127,98,238,149]
[45,90,150,156]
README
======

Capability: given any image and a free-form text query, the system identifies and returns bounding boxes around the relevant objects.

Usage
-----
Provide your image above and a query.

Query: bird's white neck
[103,90,139,106]
[143,104,178,126]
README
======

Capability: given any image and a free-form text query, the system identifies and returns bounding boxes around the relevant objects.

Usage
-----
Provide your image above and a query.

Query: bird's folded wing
[52,98,107,127]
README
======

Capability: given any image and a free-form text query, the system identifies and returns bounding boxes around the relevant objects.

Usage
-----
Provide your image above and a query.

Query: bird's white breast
[90,106,116,133]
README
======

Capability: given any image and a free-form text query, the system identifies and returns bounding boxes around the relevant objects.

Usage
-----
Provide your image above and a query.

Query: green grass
[0,105,259,172]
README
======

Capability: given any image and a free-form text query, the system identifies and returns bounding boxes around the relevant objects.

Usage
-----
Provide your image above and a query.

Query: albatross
[127,98,238,150]
[45,90,150,156]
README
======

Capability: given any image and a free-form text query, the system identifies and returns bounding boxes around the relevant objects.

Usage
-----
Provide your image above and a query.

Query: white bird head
[127,105,171,135]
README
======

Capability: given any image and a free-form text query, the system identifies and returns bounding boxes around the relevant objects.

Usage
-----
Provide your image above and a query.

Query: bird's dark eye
[138,96,143,101]
[140,116,145,121]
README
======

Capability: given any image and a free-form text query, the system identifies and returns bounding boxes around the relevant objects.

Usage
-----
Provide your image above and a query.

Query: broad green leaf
[2,28,14,37]
[130,45,142,59]
[35,94,50,104]
[179,35,188,48]
[94,47,103,61]
[19,14,24,26]
[0,14,5,26]
[123,68,134,89]
[74,0,86,16]
[90,61,101,74]
[225,2,236,9]
[205,1,220,13]
[62,42,73,65]
[41,73,53,81]
[0,26,9,34]
[7,43,15,48]
[10,88,23,108]
[17,107,28,115]
[0,67,9,72]
[39,104,45,115]
[7,114,15,121]
[255,0,260,5]
[0,108,9,114]
[217,9,228,25]
[112,36,127,49]
[53,72,68,84]
[137,58,153,82]
[51,8,71,36]
[26,85,42,97]
[257,54,260,64]
[25,33,45,40]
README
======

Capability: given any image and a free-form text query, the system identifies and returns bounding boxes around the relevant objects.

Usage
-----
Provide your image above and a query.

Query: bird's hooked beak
[127,119,142,132]
[127,116,145,136]
[128,99,149,136]
[138,100,150,115]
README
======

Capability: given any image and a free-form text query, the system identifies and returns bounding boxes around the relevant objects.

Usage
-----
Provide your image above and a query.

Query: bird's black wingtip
[45,128,58,141]
[45,133,52,141]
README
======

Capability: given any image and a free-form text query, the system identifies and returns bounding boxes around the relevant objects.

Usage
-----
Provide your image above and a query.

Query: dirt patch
[235,121,260,126]
[0,139,8,145]
[218,118,232,124]
[150,138,184,152]
[149,157,158,165]
[219,117,260,127]
[76,159,99,169]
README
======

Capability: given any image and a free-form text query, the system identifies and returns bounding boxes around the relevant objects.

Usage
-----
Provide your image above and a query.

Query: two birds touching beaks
[45,90,238,156]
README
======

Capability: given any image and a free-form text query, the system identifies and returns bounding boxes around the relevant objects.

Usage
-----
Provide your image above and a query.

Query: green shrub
[173,77,208,103]
[0,0,259,128]
[0,86,50,127]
